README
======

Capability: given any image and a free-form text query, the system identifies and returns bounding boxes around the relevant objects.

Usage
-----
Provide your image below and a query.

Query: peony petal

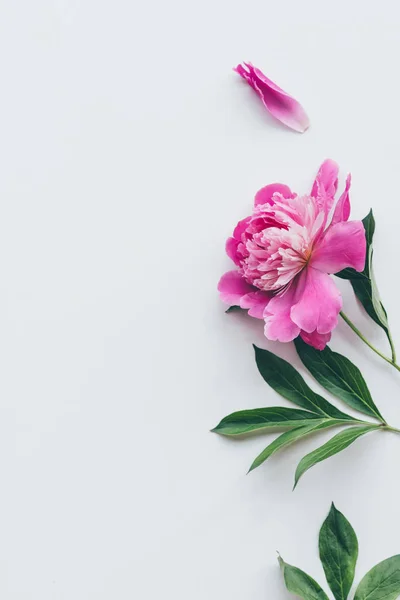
[254,183,293,206]
[310,220,366,273]
[234,62,310,133]
[290,268,342,334]
[240,291,270,319]
[226,237,241,265]
[300,329,331,350]
[218,270,255,305]
[263,285,301,342]
[233,216,251,239]
[331,174,351,226]
[310,159,339,224]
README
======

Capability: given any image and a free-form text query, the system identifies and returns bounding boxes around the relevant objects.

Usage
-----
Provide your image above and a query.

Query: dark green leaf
[370,250,389,330]
[294,425,379,488]
[278,555,330,600]
[253,346,354,421]
[354,555,400,600]
[225,305,243,313]
[294,338,384,422]
[351,277,388,330]
[335,210,390,337]
[363,208,376,248]
[335,269,368,281]
[211,407,323,437]
[319,503,358,600]
[248,420,348,472]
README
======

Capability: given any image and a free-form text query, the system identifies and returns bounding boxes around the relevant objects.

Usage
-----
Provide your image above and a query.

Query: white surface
[1,1,400,598]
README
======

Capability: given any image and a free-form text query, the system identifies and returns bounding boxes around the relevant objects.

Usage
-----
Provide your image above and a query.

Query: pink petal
[311,159,339,201]
[310,220,366,273]
[300,329,331,350]
[290,268,342,335]
[225,217,251,265]
[233,217,251,239]
[226,237,241,266]
[240,291,270,319]
[218,270,255,305]
[331,174,351,226]
[234,62,310,133]
[311,160,339,228]
[263,286,301,342]
[254,183,293,206]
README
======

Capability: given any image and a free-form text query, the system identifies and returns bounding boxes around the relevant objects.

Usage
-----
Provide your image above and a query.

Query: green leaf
[335,269,368,281]
[369,250,389,330]
[294,338,384,422]
[294,425,379,488]
[248,420,348,472]
[253,346,354,421]
[211,407,323,437]
[362,208,376,248]
[335,210,390,337]
[225,305,243,313]
[319,503,358,600]
[278,555,330,600]
[354,555,400,600]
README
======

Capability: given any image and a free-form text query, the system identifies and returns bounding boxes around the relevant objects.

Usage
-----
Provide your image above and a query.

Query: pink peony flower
[234,62,310,133]
[218,160,366,350]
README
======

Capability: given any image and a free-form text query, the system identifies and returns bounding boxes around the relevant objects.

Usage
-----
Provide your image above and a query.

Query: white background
[1,1,400,598]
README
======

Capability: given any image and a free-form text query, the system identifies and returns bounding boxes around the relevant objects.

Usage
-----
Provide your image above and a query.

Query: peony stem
[384,425,400,434]
[387,329,397,363]
[339,311,400,372]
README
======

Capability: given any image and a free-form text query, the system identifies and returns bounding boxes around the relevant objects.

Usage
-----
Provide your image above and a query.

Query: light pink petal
[311,159,339,199]
[331,174,351,226]
[263,286,300,342]
[264,315,300,343]
[290,268,342,334]
[300,329,331,350]
[311,159,339,219]
[218,270,255,305]
[254,183,293,206]
[234,62,310,133]
[310,220,366,273]
[240,291,270,319]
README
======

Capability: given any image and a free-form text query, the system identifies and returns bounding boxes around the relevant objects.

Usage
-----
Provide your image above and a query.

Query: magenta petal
[300,329,331,350]
[218,270,255,305]
[263,286,300,342]
[225,237,241,265]
[254,183,293,206]
[310,220,366,273]
[240,291,270,319]
[331,174,351,226]
[233,217,251,239]
[234,62,310,133]
[290,268,342,335]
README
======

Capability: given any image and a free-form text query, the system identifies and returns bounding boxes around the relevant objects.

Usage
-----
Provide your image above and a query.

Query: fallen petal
[234,62,310,133]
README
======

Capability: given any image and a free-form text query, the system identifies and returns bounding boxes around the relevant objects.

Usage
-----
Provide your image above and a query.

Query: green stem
[382,425,400,434]
[388,329,397,363]
[340,311,400,372]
